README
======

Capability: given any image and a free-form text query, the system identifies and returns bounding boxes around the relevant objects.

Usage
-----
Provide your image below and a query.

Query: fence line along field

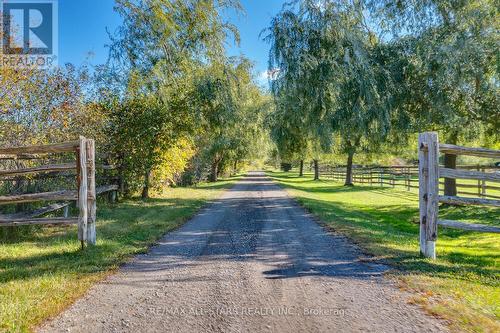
[319,164,500,199]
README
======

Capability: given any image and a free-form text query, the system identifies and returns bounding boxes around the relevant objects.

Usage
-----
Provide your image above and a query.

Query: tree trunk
[444,153,457,196]
[299,160,304,177]
[233,160,238,176]
[209,159,219,183]
[141,169,151,199]
[345,150,355,186]
[444,132,458,196]
[313,160,319,180]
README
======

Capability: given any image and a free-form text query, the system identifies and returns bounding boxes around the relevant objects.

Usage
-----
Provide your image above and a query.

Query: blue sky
[58,0,286,81]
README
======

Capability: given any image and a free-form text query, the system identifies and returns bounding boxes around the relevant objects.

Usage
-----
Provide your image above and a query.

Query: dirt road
[40,172,447,333]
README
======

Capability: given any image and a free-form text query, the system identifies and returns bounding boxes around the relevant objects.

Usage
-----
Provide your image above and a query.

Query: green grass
[0,177,240,333]
[268,171,499,333]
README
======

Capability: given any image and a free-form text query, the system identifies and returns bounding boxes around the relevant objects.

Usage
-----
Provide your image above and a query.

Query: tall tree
[265,0,394,185]
[368,0,499,194]
[195,58,268,182]
[107,0,243,194]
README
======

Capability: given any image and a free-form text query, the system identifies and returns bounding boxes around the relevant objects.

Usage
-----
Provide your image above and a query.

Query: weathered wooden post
[477,165,481,197]
[407,167,411,191]
[418,132,439,259]
[86,139,97,245]
[481,167,486,198]
[77,136,88,248]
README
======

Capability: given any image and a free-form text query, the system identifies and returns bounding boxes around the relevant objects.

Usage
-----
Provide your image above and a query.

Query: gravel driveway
[39,172,447,333]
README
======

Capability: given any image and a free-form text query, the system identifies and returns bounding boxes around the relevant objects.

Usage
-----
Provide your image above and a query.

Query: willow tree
[368,0,499,195]
[108,0,242,195]
[267,95,311,177]
[265,0,394,185]
[265,1,334,181]
[194,57,268,182]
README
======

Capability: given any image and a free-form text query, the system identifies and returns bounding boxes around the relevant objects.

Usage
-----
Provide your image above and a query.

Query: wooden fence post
[426,133,440,259]
[477,165,481,197]
[481,167,486,197]
[419,132,439,259]
[77,136,88,248]
[86,139,97,245]
[407,167,411,191]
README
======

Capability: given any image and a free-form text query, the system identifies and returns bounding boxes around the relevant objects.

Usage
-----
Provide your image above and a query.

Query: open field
[0,177,240,332]
[268,171,499,332]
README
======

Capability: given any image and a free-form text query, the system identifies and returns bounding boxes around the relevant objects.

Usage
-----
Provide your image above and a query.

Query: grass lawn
[268,170,499,333]
[0,177,240,332]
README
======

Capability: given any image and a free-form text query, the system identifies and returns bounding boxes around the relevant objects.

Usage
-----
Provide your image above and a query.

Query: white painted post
[86,139,97,245]
[77,136,88,247]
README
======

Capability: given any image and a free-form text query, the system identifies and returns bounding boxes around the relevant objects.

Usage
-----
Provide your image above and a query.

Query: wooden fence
[418,132,500,259]
[318,164,500,199]
[0,137,119,247]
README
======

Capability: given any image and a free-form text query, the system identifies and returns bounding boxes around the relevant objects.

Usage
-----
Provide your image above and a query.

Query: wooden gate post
[77,136,88,247]
[86,139,97,245]
[418,132,439,259]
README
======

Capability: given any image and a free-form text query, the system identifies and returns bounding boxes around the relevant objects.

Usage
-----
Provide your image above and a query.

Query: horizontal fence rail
[0,141,79,155]
[317,164,499,200]
[0,217,79,227]
[0,163,76,177]
[438,220,500,233]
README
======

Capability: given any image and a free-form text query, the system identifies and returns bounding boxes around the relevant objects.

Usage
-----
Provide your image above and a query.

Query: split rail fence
[0,137,119,246]
[418,132,500,259]
[318,164,500,199]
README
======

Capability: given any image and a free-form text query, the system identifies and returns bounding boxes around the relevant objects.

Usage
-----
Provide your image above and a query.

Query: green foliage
[265,0,396,180]
[266,0,498,169]
[368,0,500,144]
[106,95,190,195]
[0,64,105,147]
[104,0,267,191]
[192,57,271,182]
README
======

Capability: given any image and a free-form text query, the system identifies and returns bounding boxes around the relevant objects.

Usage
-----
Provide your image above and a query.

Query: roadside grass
[0,177,240,333]
[268,171,499,333]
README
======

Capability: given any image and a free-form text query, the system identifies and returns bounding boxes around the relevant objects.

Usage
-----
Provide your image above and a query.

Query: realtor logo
[1,0,58,68]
